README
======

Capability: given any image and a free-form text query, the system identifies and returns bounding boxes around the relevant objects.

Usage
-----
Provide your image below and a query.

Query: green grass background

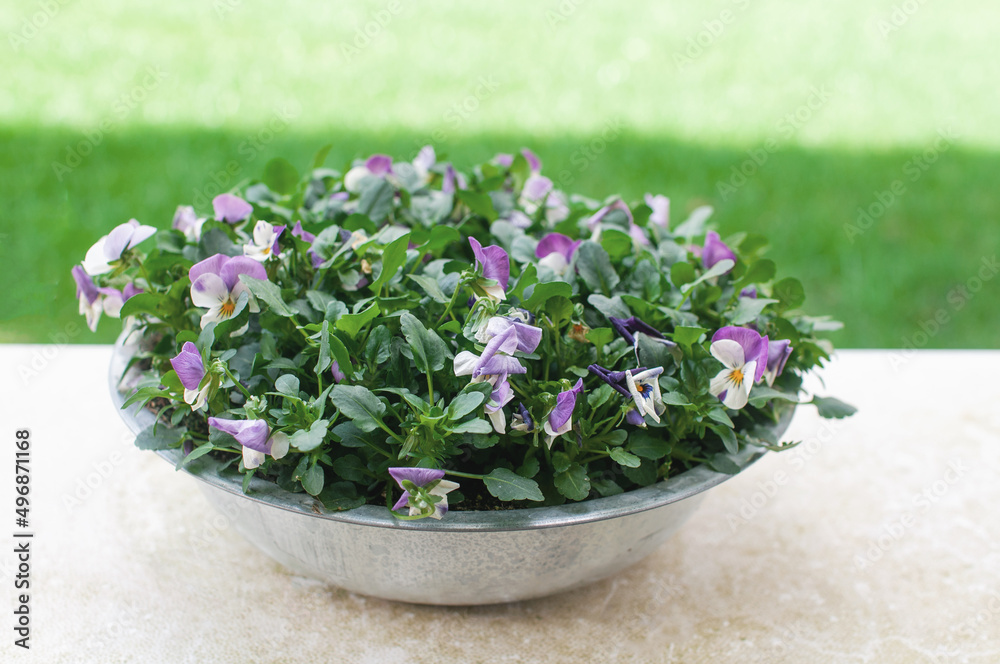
[1,0,997,347]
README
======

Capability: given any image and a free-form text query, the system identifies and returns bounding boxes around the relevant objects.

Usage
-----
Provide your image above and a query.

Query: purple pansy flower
[535,232,582,276]
[189,254,267,328]
[208,417,289,469]
[740,286,758,299]
[709,326,770,410]
[170,342,211,410]
[71,267,140,331]
[291,221,324,268]
[511,402,534,432]
[389,467,459,520]
[213,194,253,224]
[243,220,286,262]
[442,164,467,194]
[173,205,207,241]
[454,325,525,380]
[476,316,543,353]
[543,379,584,448]
[519,174,569,224]
[468,237,510,302]
[344,154,394,192]
[703,231,737,272]
[764,339,793,386]
[609,316,678,358]
[82,219,157,275]
[644,194,670,229]
[586,199,649,246]
[330,361,346,384]
[494,148,541,173]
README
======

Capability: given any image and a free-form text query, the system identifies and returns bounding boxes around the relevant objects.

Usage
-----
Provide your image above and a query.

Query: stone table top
[1,346,997,663]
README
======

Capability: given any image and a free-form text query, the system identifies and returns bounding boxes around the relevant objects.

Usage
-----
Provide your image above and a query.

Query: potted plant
[78,146,853,604]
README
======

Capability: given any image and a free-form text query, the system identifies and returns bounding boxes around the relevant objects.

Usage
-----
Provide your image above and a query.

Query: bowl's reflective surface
[111,342,788,604]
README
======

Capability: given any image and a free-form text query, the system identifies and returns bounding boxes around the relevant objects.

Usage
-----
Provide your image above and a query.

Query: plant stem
[443,469,486,480]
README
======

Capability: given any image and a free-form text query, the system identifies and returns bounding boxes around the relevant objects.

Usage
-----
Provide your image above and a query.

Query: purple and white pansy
[170,342,212,410]
[709,326,769,410]
[586,199,649,247]
[625,367,665,423]
[389,467,459,520]
[243,220,286,262]
[212,194,254,224]
[208,417,289,470]
[519,174,569,224]
[344,154,394,193]
[468,237,510,302]
[82,219,157,276]
[454,325,525,433]
[291,221,324,268]
[172,205,207,242]
[703,231,737,273]
[764,339,793,386]
[543,379,584,448]
[71,266,140,332]
[644,194,670,229]
[535,232,582,277]
[188,254,267,328]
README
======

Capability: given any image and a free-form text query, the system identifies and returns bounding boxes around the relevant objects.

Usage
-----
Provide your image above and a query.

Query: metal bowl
[110,341,792,605]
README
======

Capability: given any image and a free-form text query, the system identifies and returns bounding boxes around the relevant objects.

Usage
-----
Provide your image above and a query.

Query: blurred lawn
[1,0,998,347]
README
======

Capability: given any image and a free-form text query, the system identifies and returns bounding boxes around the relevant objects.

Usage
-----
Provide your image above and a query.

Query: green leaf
[635,332,678,370]
[681,259,735,293]
[707,408,734,428]
[706,453,741,475]
[263,157,300,195]
[311,144,333,169]
[400,312,449,374]
[456,190,498,221]
[484,468,544,502]
[709,424,739,455]
[600,228,633,260]
[357,177,395,222]
[628,430,672,460]
[336,301,380,339]
[660,391,691,406]
[585,327,613,347]
[609,447,642,468]
[509,264,538,303]
[670,262,696,287]
[178,441,214,468]
[554,463,591,501]
[329,385,386,432]
[740,258,776,285]
[299,464,325,496]
[748,386,801,408]
[523,281,572,311]
[239,275,297,317]
[407,274,449,303]
[317,481,366,511]
[728,297,779,325]
[575,241,620,294]
[587,383,614,410]
[369,232,410,294]
[274,374,300,396]
[812,396,858,419]
[448,391,488,420]
[364,325,392,365]
[587,294,632,319]
[331,454,369,483]
[289,419,329,452]
[545,295,573,327]
[773,277,806,310]
[314,320,333,373]
[327,331,353,379]
[134,424,187,451]
[672,326,708,348]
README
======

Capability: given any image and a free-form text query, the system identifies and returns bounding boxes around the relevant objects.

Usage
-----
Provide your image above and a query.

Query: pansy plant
[80,147,853,520]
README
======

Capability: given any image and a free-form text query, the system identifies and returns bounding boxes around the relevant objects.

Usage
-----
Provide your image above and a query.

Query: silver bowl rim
[110,336,793,533]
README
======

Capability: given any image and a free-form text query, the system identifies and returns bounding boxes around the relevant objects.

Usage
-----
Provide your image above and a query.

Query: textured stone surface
[2,346,998,663]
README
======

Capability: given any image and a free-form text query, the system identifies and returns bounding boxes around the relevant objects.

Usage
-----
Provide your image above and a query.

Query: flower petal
[208,417,270,452]
[644,194,670,229]
[213,194,253,223]
[71,266,100,304]
[703,231,736,270]
[170,342,206,391]
[219,256,268,291]
[189,254,230,284]
[710,338,745,370]
[548,378,584,432]
[388,467,445,489]
[365,154,393,176]
[190,273,230,309]
[535,232,581,261]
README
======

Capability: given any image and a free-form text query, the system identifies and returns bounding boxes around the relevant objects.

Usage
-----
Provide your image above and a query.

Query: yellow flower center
[220,299,236,318]
[730,369,744,386]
